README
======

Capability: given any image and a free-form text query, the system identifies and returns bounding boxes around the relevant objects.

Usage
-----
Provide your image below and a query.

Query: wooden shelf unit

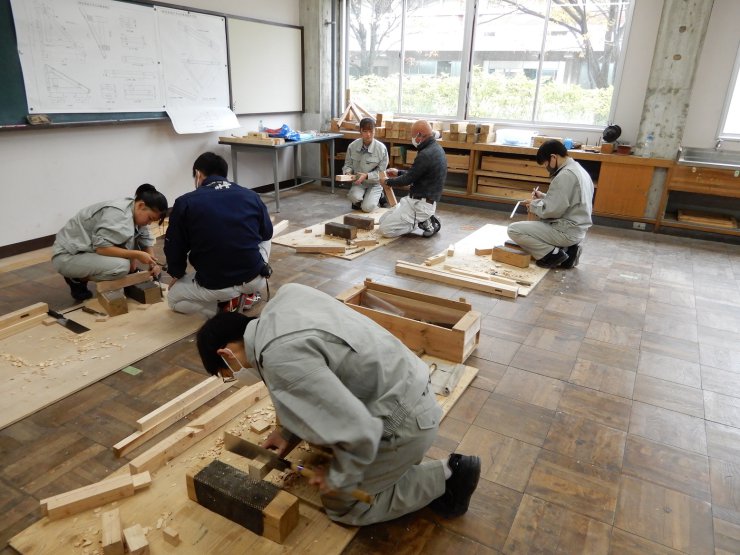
[336,132,674,223]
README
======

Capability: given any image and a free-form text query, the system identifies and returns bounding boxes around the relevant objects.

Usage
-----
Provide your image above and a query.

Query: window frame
[342,0,635,131]
[718,42,740,142]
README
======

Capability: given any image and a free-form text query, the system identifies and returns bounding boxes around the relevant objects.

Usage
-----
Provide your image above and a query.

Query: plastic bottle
[258,119,264,132]
[643,132,654,158]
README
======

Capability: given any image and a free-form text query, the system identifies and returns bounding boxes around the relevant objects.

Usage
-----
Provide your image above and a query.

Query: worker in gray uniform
[196,283,481,525]
[52,184,168,301]
[508,140,594,268]
[343,117,389,212]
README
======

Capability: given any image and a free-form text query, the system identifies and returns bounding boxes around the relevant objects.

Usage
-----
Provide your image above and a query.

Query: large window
[345,0,632,126]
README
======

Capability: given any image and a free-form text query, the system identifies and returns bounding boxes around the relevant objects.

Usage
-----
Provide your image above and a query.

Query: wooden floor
[2,183,740,554]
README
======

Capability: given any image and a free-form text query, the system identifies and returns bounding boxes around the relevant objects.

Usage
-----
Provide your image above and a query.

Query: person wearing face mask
[165,152,273,318]
[378,120,446,238]
[343,117,389,212]
[196,283,481,526]
[507,139,594,269]
[52,184,168,301]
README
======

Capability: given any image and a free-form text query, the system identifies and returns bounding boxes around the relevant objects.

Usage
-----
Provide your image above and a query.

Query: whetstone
[325,222,358,240]
[343,214,375,230]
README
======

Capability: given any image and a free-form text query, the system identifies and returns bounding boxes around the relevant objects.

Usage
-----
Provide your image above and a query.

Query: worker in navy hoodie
[165,152,273,318]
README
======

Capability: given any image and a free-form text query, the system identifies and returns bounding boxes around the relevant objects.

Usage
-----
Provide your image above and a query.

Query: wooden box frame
[336,279,480,363]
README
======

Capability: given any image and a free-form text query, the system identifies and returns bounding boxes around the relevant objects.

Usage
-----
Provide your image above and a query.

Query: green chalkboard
[0,0,166,129]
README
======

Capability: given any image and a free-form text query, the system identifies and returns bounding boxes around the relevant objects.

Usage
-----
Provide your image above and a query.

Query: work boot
[351,202,362,211]
[64,277,92,301]
[536,248,569,269]
[239,292,261,312]
[430,215,441,234]
[429,454,481,518]
[559,244,582,269]
[418,217,439,238]
[379,193,389,208]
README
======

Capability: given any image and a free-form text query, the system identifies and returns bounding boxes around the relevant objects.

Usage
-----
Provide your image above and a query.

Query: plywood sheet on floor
[0,299,202,429]
[10,358,478,555]
[426,223,549,296]
[272,208,397,260]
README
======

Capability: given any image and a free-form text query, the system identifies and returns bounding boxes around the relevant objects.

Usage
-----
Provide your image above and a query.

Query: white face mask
[220,348,261,384]
[411,136,421,148]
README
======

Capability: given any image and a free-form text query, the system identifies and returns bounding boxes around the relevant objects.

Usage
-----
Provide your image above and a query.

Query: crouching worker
[165,152,273,318]
[196,283,481,525]
[507,140,593,269]
[52,184,168,301]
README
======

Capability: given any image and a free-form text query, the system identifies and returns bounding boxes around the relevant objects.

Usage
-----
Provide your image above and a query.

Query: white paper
[10,0,164,113]
[166,106,239,135]
[156,7,229,109]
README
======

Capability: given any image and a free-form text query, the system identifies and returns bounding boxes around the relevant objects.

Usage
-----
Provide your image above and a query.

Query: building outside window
[345,0,632,127]
[720,44,740,139]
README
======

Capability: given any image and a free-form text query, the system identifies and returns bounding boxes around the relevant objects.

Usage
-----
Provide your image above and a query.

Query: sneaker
[239,292,261,311]
[64,277,92,301]
[536,249,569,269]
[429,454,481,518]
[418,217,439,238]
[559,244,582,269]
[218,296,241,313]
[351,202,362,211]
[379,194,389,208]
[430,215,441,233]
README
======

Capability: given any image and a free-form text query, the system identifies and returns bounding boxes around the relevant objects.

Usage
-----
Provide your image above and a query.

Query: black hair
[536,140,568,164]
[196,312,256,375]
[193,152,228,179]
[359,117,376,131]
[134,184,168,224]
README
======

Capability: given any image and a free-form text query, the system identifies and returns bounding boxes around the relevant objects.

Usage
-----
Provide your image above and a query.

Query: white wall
[0,0,300,248]
[683,0,740,151]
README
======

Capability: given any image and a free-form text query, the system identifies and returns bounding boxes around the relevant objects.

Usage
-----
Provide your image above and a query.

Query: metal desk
[219,133,344,211]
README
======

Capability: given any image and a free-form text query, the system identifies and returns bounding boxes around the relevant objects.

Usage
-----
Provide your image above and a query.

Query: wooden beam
[101,509,124,555]
[474,247,494,256]
[380,181,397,207]
[40,471,151,520]
[492,246,531,268]
[272,219,290,237]
[294,245,347,254]
[395,260,518,299]
[122,524,149,555]
[95,272,153,293]
[0,302,48,340]
[113,377,233,457]
[424,253,446,266]
[97,290,128,316]
[128,382,268,475]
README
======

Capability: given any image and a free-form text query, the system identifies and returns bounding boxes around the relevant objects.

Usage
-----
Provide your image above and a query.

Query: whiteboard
[227,18,303,114]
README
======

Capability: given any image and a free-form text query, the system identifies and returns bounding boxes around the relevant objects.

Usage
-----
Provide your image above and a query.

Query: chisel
[47,309,90,334]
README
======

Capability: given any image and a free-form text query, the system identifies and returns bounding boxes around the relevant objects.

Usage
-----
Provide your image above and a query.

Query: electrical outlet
[632,222,646,230]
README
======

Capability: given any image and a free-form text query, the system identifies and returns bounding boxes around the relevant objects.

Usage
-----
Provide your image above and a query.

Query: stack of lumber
[220,132,285,146]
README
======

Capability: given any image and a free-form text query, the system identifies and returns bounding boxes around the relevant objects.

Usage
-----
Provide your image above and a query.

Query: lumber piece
[474,247,494,256]
[162,526,180,546]
[96,272,153,293]
[424,253,446,266]
[325,222,358,240]
[122,524,149,555]
[504,240,526,252]
[492,246,531,268]
[444,264,494,281]
[186,457,299,544]
[395,260,518,299]
[41,471,151,520]
[97,290,128,316]
[343,214,375,230]
[294,245,347,254]
[101,509,124,555]
[447,245,455,256]
[353,239,379,247]
[272,219,290,236]
[0,302,48,340]
[128,382,268,475]
[379,172,398,207]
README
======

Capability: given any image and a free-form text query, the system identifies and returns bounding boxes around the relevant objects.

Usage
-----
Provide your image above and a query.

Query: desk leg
[273,149,280,212]
[293,145,299,188]
[330,139,336,194]
[231,149,239,183]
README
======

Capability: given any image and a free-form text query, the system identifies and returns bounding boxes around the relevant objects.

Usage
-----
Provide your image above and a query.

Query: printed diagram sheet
[10,0,164,113]
[157,7,238,134]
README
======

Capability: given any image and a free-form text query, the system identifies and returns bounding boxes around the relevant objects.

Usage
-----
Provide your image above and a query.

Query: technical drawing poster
[10,0,164,113]
[156,7,236,133]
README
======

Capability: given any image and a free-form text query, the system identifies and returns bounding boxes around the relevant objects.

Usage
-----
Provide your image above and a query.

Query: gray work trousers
[52,252,129,282]
[507,220,582,260]
[377,196,436,238]
[347,182,382,213]
[321,387,446,525]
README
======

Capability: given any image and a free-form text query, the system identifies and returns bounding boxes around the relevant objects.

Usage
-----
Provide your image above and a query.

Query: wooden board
[0,297,202,429]
[677,209,737,229]
[272,209,398,260]
[397,224,549,297]
[11,357,477,554]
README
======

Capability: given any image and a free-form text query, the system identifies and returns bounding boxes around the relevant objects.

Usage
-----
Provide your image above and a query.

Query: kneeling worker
[343,117,389,212]
[378,120,445,238]
[508,139,593,268]
[165,152,273,318]
[196,283,481,525]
